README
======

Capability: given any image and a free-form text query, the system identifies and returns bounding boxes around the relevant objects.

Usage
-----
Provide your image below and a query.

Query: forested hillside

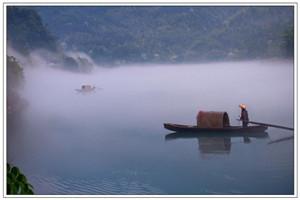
[7,7,57,55]
[7,7,94,72]
[7,6,294,65]
[35,6,294,64]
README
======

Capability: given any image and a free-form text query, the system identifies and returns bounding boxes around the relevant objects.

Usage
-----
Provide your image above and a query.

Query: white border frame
[1,1,298,198]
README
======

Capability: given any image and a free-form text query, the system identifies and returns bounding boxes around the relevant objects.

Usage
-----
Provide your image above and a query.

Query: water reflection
[198,137,231,154]
[165,132,269,156]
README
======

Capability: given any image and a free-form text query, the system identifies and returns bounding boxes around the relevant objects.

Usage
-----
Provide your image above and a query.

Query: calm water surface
[7,60,294,195]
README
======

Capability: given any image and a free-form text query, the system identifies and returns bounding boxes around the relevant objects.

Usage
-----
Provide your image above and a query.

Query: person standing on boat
[239,104,249,127]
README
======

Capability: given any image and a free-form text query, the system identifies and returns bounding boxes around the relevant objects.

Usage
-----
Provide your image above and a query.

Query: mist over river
[7,60,294,195]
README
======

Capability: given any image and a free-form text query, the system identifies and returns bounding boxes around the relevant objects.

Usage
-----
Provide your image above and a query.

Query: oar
[237,119,294,131]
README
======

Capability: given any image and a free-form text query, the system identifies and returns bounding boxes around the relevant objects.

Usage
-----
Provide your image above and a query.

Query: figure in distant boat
[239,104,249,127]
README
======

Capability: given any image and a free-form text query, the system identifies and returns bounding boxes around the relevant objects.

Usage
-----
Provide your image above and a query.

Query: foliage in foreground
[7,163,34,195]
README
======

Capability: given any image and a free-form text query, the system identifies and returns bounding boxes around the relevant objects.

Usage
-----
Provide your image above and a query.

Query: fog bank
[20,59,294,130]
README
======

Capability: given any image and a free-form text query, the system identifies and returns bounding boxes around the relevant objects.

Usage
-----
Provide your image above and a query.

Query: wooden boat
[75,85,96,93]
[164,123,268,133]
[165,131,269,141]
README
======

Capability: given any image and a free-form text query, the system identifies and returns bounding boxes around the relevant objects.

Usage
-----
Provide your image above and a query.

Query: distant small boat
[75,85,96,93]
[163,123,268,133]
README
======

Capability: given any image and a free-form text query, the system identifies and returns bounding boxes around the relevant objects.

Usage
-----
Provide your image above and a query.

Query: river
[7,59,294,195]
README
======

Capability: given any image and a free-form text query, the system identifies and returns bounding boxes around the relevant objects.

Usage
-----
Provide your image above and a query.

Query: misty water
[7,60,294,195]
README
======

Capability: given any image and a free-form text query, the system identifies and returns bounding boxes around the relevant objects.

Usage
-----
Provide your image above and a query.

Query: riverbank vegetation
[7,163,34,195]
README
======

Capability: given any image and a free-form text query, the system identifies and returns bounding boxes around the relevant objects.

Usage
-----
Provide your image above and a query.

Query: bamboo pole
[237,119,294,131]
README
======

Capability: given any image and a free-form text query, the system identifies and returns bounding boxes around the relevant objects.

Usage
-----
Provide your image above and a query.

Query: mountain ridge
[8,6,294,65]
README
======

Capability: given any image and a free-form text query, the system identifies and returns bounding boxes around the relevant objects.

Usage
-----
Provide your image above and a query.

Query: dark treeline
[7,56,26,116]
[7,7,94,72]
[7,7,57,55]
[35,6,294,64]
[7,6,294,66]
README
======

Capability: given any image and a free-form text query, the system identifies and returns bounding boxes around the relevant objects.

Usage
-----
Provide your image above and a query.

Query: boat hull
[164,123,268,133]
[165,131,269,141]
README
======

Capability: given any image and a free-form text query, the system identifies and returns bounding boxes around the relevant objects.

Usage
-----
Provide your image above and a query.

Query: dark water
[7,60,294,195]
